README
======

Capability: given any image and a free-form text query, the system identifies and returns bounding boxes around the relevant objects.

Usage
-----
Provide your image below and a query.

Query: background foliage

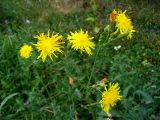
[0,0,160,120]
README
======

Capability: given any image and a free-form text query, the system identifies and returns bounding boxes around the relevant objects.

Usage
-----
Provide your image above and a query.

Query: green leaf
[123,85,134,98]
[135,90,154,104]
[0,93,19,115]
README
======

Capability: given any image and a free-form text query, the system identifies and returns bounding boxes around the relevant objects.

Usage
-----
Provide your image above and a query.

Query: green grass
[0,0,160,120]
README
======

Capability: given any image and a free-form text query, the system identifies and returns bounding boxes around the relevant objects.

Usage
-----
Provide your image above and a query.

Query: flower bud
[109,10,118,22]
[69,77,75,85]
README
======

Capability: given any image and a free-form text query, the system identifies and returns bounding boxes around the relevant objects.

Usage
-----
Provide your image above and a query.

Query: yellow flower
[100,82,122,116]
[115,10,135,38]
[67,29,95,55]
[34,31,64,62]
[20,44,33,59]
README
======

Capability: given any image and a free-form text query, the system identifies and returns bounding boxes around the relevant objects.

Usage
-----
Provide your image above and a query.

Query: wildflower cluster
[19,10,134,61]
[19,9,135,118]
[97,9,135,117]
[19,29,95,61]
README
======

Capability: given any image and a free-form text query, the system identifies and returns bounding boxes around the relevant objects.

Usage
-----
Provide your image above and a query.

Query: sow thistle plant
[86,9,134,119]
[18,9,135,119]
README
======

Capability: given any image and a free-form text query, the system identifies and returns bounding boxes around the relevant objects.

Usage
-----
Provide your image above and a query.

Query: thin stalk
[85,31,110,99]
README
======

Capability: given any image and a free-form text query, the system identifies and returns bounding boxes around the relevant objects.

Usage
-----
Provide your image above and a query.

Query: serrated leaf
[135,90,154,104]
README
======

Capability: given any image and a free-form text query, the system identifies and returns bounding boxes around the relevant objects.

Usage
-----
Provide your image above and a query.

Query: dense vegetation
[0,0,160,120]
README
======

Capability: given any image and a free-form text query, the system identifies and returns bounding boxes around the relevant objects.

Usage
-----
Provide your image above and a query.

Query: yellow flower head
[100,82,122,116]
[34,31,64,62]
[20,44,33,59]
[115,10,135,38]
[67,29,95,55]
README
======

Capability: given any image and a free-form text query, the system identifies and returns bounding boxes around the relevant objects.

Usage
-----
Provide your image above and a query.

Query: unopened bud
[109,10,118,22]
[101,78,108,84]
[69,77,75,85]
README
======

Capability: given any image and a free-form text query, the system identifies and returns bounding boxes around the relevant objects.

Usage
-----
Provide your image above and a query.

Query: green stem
[85,32,110,99]
[80,102,99,108]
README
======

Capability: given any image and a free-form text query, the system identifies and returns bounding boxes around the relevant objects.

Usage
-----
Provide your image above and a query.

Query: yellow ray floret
[34,31,64,62]
[20,44,33,59]
[115,10,135,38]
[67,29,95,55]
[100,82,122,116]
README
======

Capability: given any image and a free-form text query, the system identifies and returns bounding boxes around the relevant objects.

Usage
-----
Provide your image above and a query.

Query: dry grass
[49,0,83,15]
